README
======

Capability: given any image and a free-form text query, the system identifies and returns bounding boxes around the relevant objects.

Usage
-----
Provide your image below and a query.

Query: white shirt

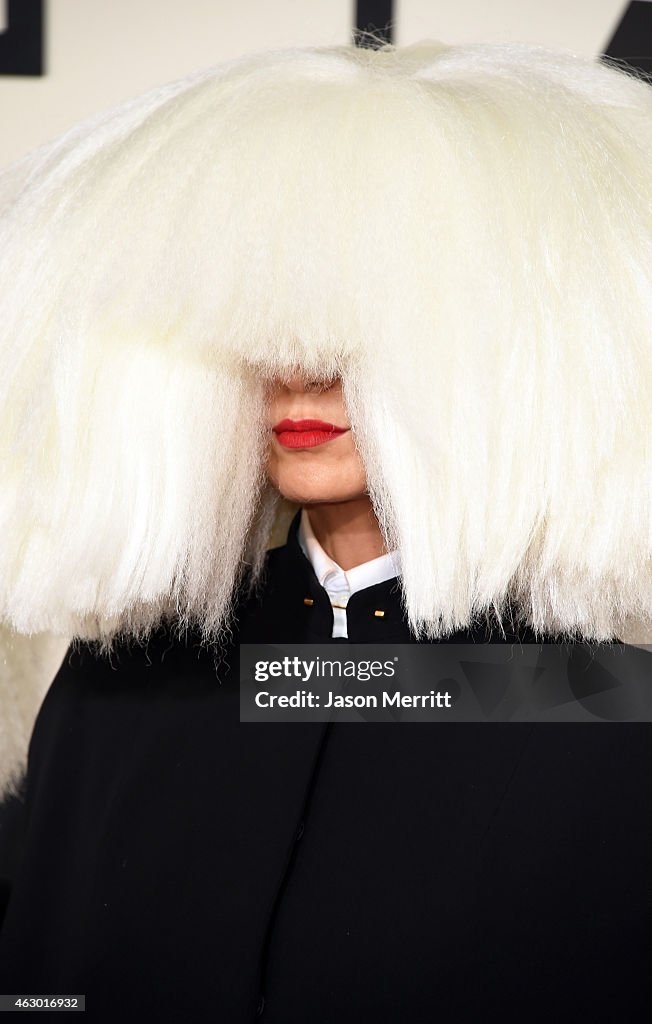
[298,508,401,639]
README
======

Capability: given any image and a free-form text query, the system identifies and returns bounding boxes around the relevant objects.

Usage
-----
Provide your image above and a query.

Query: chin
[278,489,337,505]
[270,457,367,504]
[274,479,354,505]
[272,472,335,502]
[286,492,365,507]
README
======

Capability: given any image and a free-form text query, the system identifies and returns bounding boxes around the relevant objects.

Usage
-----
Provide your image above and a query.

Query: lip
[272,418,350,449]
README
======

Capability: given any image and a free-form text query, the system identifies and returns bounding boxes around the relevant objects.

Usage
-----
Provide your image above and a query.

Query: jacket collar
[238,509,540,645]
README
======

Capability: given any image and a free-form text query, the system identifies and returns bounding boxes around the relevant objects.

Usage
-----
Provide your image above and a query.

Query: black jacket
[0,511,650,1022]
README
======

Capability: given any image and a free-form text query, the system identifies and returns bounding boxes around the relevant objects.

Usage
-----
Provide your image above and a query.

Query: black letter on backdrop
[0,0,44,76]
[354,0,394,48]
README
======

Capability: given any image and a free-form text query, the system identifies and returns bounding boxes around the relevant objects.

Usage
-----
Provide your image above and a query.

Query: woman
[1,38,652,1021]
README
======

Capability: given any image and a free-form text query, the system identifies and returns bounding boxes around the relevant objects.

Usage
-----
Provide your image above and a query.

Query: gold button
[374,610,385,618]
[303,597,314,607]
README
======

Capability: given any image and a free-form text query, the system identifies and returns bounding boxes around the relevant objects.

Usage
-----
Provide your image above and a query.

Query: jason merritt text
[254,691,453,709]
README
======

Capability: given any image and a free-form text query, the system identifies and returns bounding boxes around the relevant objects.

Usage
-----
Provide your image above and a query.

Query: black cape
[0,511,650,1022]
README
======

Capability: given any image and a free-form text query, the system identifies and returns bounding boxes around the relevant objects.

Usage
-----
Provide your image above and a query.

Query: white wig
[2,37,652,667]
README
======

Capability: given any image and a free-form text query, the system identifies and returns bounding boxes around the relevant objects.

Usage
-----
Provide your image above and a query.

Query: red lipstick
[272,418,349,449]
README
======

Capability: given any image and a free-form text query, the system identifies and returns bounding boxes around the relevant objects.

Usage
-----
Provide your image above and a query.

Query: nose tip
[284,373,310,393]
[283,373,335,394]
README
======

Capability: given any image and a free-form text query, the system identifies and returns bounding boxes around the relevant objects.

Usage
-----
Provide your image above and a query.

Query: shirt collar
[297,507,401,597]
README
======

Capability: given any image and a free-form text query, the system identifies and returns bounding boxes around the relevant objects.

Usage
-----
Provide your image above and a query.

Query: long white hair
[2,38,652,658]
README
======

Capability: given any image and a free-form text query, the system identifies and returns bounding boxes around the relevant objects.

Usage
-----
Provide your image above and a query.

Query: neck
[303,496,387,570]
